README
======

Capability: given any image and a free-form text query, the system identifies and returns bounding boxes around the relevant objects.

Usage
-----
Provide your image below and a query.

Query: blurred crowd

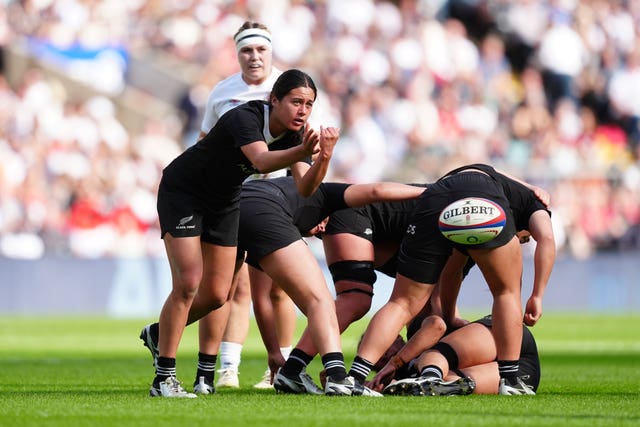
[1,0,640,260]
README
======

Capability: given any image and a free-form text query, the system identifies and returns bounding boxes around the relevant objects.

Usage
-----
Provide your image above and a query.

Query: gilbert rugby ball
[438,197,506,245]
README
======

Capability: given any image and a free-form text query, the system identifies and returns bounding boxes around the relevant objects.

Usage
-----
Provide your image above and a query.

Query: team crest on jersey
[406,224,416,235]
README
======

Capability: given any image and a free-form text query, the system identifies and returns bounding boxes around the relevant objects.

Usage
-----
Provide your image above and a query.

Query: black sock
[348,356,374,384]
[420,365,443,380]
[322,352,347,381]
[281,348,314,376]
[498,360,519,384]
[155,357,176,385]
[196,352,217,384]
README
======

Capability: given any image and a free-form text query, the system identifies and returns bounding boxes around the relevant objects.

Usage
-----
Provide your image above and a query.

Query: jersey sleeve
[502,179,550,231]
[322,183,353,213]
[224,106,266,148]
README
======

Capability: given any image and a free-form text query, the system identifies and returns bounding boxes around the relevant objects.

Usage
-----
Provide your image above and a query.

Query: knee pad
[432,341,459,370]
[329,260,377,286]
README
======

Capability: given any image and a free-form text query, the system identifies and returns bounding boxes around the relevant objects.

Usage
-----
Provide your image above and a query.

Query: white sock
[280,346,293,360]
[218,341,242,371]
[264,346,293,374]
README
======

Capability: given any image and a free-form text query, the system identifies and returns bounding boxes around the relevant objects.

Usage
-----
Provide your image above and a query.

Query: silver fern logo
[176,215,195,230]
[179,215,193,226]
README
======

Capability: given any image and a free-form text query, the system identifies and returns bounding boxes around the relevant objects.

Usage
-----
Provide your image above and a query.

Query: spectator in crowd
[1,0,639,261]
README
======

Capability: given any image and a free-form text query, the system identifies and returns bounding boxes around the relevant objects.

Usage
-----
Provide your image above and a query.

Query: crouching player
[371,314,540,396]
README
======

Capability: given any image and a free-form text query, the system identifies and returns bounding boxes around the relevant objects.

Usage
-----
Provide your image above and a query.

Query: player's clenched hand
[524,295,543,326]
[317,126,339,159]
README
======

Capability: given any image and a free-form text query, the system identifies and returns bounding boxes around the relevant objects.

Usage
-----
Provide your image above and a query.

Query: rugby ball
[438,197,506,245]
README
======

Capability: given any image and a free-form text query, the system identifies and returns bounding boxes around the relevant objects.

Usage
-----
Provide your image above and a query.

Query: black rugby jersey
[325,184,428,244]
[241,176,351,233]
[441,163,550,230]
[161,100,305,205]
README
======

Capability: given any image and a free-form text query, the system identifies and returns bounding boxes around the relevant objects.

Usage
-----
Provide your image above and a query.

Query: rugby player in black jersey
[235,176,425,396]
[348,164,554,396]
[140,69,338,398]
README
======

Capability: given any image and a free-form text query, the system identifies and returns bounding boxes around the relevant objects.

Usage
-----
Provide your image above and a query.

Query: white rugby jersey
[200,68,283,133]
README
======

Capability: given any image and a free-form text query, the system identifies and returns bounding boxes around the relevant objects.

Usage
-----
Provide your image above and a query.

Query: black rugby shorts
[157,185,239,246]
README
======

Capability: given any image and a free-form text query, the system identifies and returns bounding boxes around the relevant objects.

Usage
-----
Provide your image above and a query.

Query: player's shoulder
[218,100,265,126]
[269,66,284,81]
[209,73,246,98]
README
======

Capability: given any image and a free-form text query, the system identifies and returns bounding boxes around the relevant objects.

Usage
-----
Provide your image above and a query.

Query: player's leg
[350,273,435,387]
[152,238,236,397]
[216,262,251,388]
[387,321,494,396]
[286,234,375,370]
[192,305,228,394]
[260,240,359,395]
[260,280,296,388]
[456,363,500,394]
[324,233,377,329]
[186,245,240,394]
[194,282,238,395]
[149,234,204,398]
[249,266,292,388]
[443,321,497,370]
[468,236,531,395]
[249,266,296,389]
[271,282,296,356]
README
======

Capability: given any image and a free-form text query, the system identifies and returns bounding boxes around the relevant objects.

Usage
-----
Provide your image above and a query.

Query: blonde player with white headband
[159,21,297,394]
[198,23,282,135]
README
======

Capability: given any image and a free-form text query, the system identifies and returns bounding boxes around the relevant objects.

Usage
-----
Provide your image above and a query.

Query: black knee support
[329,260,377,286]
[432,341,459,370]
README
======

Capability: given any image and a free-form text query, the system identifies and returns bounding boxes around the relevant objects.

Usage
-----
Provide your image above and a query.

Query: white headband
[234,28,272,53]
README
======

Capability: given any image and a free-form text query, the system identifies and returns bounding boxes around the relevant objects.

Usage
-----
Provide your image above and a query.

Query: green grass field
[0,313,638,427]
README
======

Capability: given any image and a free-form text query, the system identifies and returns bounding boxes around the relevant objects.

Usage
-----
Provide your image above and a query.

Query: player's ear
[269,93,279,107]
